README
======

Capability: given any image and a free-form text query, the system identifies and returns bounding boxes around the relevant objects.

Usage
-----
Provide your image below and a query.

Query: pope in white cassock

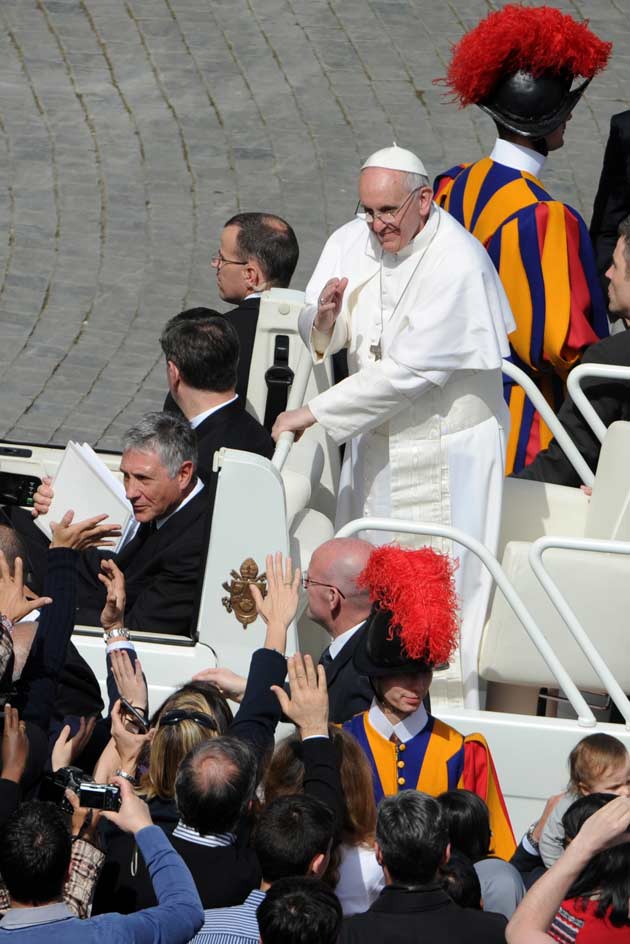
[273,146,516,708]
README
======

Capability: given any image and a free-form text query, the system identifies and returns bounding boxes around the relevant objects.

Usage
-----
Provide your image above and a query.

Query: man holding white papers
[32,412,211,637]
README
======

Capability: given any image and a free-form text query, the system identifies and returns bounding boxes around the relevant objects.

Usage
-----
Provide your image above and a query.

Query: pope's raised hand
[314,277,348,334]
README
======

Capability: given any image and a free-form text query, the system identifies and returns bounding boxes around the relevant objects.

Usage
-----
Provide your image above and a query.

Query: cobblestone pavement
[0,0,628,448]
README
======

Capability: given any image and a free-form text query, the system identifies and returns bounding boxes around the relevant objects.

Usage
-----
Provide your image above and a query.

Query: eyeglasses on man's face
[211,251,248,269]
[355,186,422,224]
[302,575,346,599]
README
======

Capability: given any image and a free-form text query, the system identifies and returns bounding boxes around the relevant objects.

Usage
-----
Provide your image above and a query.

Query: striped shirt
[172,821,236,848]
[190,889,266,944]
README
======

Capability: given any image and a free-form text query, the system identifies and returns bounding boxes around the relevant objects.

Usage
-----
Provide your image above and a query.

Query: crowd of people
[2,2,630,941]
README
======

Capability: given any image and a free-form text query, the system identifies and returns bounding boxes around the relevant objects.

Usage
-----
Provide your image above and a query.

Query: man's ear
[244,260,267,292]
[308,851,328,877]
[166,360,180,390]
[441,841,451,867]
[177,459,194,488]
[375,840,384,867]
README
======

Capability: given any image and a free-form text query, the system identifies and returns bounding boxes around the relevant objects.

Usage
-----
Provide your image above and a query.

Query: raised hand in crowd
[31,474,53,517]
[98,558,126,632]
[110,698,153,777]
[251,551,301,654]
[271,651,329,739]
[51,716,97,772]
[65,785,102,846]
[50,509,122,550]
[110,648,148,716]
[0,550,51,623]
[1,704,29,784]
[314,276,348,334]
[102,775,153,834]
[192,664,247,703]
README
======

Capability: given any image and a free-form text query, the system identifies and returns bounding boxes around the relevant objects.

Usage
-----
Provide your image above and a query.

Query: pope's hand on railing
[271,406,316,443]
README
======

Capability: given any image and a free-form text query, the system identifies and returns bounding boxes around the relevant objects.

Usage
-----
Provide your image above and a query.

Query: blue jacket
[0,826,203,943]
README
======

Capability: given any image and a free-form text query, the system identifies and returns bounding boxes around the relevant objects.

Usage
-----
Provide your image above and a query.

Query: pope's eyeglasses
[355,186,421,224]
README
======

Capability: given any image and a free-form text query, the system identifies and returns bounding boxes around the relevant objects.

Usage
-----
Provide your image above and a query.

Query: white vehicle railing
[271,347,314,473]
[529,535,630,726]
[336,516,598,726]
[502,359,594,486]
[567,364,630,445]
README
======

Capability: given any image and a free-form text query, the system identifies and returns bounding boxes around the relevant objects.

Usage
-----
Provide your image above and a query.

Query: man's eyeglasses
[355,186,421,224]
[302,575,346,599]
[211,251,248,269]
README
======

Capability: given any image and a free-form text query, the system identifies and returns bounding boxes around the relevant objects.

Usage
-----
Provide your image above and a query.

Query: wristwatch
[0,614,14,636]
[103,627,131,644]
[525,823,540,851]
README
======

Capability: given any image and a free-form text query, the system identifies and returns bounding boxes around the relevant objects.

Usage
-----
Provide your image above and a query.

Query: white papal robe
[299,204,516,708]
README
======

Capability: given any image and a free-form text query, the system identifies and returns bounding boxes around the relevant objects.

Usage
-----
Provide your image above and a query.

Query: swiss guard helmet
[352,545,460,677]
[439,5,611,139]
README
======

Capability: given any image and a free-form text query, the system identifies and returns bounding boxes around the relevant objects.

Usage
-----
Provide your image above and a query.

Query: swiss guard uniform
[434,5,611,473]
[342,545,516,861]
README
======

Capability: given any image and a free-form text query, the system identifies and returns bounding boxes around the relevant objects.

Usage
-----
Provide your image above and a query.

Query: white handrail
[529,535,630,726]
[271,348,314,472]
[502,359,594,486]
[567,364,630,445]
[335,516,597,725]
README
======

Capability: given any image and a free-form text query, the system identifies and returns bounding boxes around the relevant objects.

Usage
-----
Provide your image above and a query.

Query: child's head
[568,733,630,796]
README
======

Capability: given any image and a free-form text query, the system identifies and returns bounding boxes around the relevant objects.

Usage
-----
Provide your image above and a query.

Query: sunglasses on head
[158,709,218,731]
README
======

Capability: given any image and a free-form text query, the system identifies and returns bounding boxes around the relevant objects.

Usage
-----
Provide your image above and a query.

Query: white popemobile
[1,287,629,837]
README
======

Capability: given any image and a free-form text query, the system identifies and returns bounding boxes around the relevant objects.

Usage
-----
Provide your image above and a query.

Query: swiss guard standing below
[435,5,612,474]
[343,544,515,861]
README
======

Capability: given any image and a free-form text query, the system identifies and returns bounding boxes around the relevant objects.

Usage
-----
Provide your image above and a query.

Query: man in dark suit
[195,537,375,724]
[339,791,507,944]
[591,111,630,306]
[160,311,274,473]
[518,216,630,487]
[33,412,211,637]
[212,212,299,401]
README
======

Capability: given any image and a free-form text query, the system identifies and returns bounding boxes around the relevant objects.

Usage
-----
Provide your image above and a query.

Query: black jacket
[339,884,507,944]
[194,396,274,474]
[227,297,261,401]
[516,330,630,487]
[321,624,374,724]
[75,485,213,636]
[591,110,630,295]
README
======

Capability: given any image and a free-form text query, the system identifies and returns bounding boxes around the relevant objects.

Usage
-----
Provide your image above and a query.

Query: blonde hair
[140,688,226,801]
[568,733,628,794]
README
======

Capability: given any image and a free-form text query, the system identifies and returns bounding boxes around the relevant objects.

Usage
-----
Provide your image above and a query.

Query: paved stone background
[0,0,628,449]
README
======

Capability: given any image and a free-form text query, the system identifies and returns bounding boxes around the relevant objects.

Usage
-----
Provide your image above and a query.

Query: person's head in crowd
[175,736,257,835]
[264,726,376,850]
[376,791,449,885]
[257,876,342,944]
[606,214,630,323]
[358,147,433,255]
[439,850,483,909]
[0,801,71,907]
[561,792,630,928]
[253,796,335,887]
[353,546,459,723]
[120,411,197,523]
[437,789,493,862]
[567,733,630,797]
[303,538,373,639]
[160,311,240,412]
[140,684,232,801]
[212,212,299,304]
[0,525,27,578]
[0,526,36,680]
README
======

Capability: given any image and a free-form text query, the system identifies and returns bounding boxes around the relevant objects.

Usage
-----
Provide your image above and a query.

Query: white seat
[480,422,630,693]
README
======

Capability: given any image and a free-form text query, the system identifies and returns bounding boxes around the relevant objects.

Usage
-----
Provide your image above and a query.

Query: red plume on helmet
[441,5,611,107]
[357,546,459,666]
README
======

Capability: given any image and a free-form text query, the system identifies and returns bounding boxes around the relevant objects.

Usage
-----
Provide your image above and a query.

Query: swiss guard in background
[343,545,515,860]
[434,5,611,474]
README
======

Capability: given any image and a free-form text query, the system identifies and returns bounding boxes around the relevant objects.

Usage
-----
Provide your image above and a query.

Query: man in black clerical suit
[518,217,630,487]
[212,212,299,402]
[32,412,211,637]
[160,311,274,473]
[591,111,630,305]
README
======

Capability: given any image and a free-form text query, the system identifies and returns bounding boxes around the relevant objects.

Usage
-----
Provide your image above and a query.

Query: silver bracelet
[115,768,136,785]
[103,627,131,644]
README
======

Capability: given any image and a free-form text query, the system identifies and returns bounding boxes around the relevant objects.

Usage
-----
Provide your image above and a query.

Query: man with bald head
[272,146,514,709]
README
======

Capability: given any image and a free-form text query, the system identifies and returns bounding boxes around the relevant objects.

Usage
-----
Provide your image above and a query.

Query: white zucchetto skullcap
[361,144,428,177]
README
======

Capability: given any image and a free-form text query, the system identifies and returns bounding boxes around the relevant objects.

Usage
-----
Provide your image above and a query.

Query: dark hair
[618,215,630,274]
[437,789,492,862]
[253,795,334,883]
[376,791,448,884]
[175,736,257,835]
[225,213,299,287]
[0,801,71,905]
[439,850,482,909]
[160,311,239,392]
[0,526,27,576]
[257,876,342,944]
[563,794,630,927]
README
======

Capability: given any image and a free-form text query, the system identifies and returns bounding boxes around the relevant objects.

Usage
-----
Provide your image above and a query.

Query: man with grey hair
[339,791,507,943]
[272,144,515,709]
[32,411,211,636]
